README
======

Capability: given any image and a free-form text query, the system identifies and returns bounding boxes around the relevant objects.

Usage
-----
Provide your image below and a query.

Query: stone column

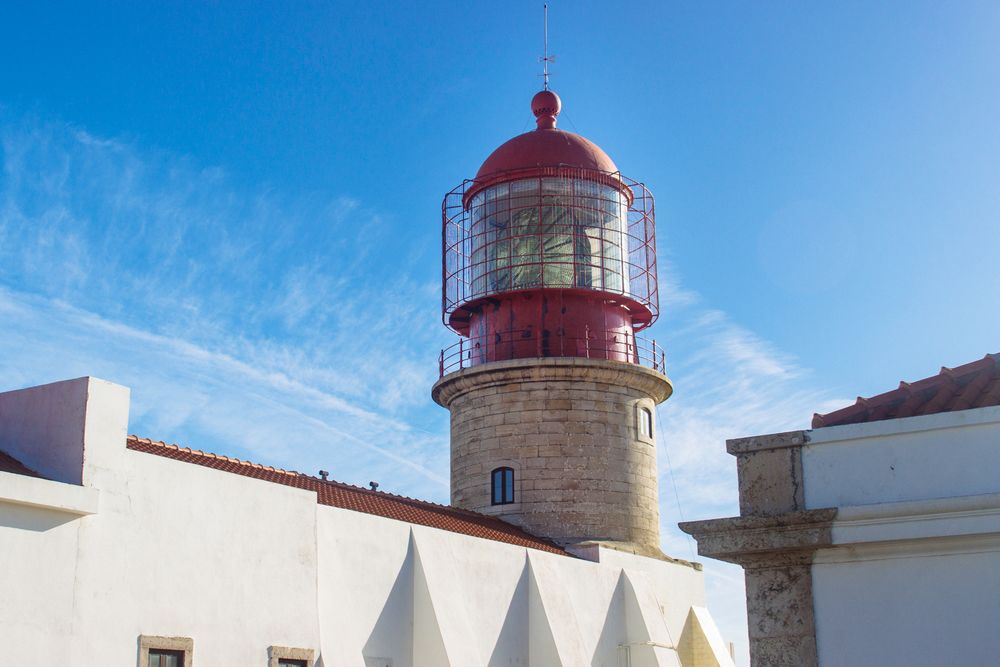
[679,431,837,667]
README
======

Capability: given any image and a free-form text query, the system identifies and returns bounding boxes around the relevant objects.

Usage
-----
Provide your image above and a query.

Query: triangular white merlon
[411,528,485,666]
[677,605,736,667]
[621,569,683,667]
[526,551,588,666]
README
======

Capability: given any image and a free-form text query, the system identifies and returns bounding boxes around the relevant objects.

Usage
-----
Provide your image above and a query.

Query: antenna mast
[540,4,555,90]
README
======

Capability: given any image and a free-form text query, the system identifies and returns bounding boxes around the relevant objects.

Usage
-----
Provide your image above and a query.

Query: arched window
[491,467,515,505]
[639,407,653,439]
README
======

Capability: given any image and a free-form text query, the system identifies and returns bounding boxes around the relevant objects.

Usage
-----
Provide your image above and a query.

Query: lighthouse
[432,89,672,557]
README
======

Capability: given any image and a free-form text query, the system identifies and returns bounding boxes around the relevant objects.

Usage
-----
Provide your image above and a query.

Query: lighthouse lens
[468,177,629,299]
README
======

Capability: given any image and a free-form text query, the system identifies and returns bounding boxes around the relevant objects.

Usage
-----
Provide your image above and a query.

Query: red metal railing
[438,327,666,378]
[442,168,659,332]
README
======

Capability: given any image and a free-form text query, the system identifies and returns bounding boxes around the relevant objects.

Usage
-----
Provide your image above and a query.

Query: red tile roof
[812,353,1000,429]
[126,435,567,555]
[0,450,42,478]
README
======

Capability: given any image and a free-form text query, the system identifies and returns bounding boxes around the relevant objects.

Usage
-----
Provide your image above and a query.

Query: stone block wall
[432,357,672,554]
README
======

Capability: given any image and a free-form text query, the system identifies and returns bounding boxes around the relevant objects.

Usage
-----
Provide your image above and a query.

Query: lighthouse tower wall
[433,357,672,555]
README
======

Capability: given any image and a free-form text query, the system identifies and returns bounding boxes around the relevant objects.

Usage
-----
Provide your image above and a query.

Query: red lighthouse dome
[440,90,661,372]
[474,91,618,182]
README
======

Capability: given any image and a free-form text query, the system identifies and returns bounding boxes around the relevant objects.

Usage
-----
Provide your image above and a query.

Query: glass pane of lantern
[541,177,570,195]
[510,178,539,211]
[467,178,639,300]
[489,239,511,292]
[572,236,594,289]
[604,268,622,293]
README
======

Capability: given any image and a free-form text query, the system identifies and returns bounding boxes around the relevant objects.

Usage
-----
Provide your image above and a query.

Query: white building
[681,353,1000,667]
[0,375,734,666]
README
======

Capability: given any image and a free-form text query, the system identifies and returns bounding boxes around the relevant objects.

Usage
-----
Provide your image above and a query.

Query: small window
[639,407,653,439]
[149,650,184,667]
[138,636,192,667]
[268,645,314,667]
[491,467,515,505]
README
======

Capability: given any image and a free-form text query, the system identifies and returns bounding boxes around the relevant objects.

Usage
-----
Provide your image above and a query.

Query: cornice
[679,508,837,567]
[432,357,672,407]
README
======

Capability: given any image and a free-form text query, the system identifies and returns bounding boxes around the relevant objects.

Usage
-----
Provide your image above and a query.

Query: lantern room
[441,90,661,372]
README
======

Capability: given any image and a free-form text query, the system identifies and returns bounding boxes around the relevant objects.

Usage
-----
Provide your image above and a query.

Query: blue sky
[2,2,999,664]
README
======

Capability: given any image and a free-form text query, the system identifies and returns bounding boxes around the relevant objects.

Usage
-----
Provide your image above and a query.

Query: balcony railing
[438,327,666,378]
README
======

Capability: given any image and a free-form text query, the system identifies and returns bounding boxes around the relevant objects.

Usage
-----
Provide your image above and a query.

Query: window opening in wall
[491,466,515,505]
[148,649,185,667]
[267,646,316,667]
[640,407,653,439]
[268,645,314,667]
[139,636,192,667]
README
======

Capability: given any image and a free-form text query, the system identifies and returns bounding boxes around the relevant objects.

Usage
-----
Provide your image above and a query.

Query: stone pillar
[432,357,671,556]
[679,431,837,667]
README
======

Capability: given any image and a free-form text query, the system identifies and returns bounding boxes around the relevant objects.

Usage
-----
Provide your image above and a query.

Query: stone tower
[432,90,672,556]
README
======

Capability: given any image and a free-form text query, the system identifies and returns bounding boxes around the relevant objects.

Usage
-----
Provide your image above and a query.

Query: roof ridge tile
[127,435,301,478]
[813,352,1000,428]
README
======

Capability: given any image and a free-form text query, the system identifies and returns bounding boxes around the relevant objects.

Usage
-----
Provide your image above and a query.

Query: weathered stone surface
[679,509,831,666]
[736,446,805,516]
[745,565,815,639]
[678,509,836,565]
[433,357,671,553]
[726,430,807,455]
[726,430,810,517]
[681,429,832,667]
[748,635,818,667]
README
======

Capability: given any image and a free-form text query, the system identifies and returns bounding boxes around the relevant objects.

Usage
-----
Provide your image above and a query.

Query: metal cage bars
[442,169,659,329]
[439,326,666,377]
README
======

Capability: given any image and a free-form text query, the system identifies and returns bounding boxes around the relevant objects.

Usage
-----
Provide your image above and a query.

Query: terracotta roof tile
[126,435,568,556]
[0,450,42,478]
[812,353,1000,428]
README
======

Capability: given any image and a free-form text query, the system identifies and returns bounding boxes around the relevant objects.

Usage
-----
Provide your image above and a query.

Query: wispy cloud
[0,113,451,499]
[650,258,847,666]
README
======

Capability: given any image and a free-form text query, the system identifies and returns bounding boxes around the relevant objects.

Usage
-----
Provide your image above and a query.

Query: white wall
[802,406,1000,509]
[315,502,717,666]
[0,376,732,666]
[0,500,83,664]
[802,406,1000,667]
[812,551,1000,667]
[78,452,322,666]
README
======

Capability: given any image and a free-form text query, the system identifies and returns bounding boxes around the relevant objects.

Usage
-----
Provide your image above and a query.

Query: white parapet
[0,376,130,486]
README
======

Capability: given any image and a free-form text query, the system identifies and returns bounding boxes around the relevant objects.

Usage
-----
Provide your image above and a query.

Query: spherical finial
[531,90,561,130]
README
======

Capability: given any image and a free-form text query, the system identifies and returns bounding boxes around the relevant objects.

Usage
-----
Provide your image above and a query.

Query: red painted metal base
[459,289,642,364]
